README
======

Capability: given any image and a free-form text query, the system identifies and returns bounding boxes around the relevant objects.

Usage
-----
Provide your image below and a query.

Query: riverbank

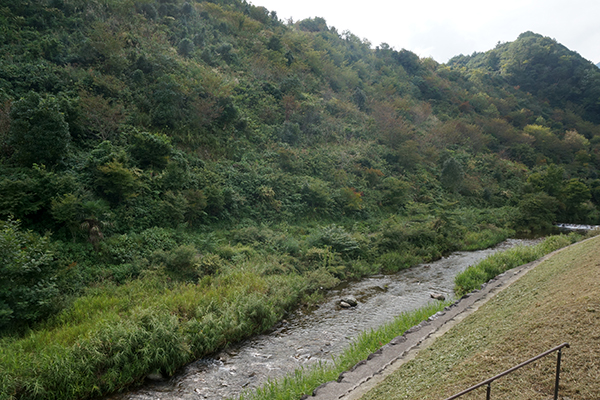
[112,236,533,400]
[0,232,584,400]
[0,213,517,400]
[350,234,600,400]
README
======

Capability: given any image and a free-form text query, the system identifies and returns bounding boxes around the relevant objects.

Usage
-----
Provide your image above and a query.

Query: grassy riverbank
[362,234,600,400]
[454,232,583,296]
[0,229,585,400]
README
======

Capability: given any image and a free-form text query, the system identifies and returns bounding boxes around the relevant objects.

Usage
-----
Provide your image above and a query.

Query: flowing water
[108,238,541,400]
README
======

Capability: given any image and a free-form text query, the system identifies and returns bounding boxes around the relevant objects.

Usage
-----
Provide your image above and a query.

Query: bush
[129,130,173,170]
[196,253,223,276]
[377,251,421,273]
[152,244,201,281]
[215,244,255,262]
[0,218,59,328]
[231,226,274,245]
[310,224,360,258]
[152,248,222,279]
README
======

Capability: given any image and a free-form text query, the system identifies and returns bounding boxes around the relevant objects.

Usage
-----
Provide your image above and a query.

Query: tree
[129,130,173,170]
[515,192,560,231]
[298,17,328,32]
[441,157,464,193]
[95,160,141,204]
[177,38,194,58]
[9,92,71,167]
[560,179,591,222]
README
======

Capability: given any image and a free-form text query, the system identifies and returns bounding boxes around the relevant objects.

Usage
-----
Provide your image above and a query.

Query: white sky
[251,0,600,65]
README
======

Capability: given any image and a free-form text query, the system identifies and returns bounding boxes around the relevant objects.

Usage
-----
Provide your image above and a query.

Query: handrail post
[554,348,563,400]
[443,343,569,400]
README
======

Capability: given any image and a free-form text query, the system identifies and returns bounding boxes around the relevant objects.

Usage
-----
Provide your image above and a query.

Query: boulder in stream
[430,293,446,301]
[146,372,165,381]
[340,296,358,307]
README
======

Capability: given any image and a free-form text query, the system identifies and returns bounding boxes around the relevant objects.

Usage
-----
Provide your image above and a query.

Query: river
[107,238,541,400]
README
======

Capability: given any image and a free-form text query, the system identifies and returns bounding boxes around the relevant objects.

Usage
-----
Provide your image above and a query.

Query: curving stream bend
[108,238,541,400]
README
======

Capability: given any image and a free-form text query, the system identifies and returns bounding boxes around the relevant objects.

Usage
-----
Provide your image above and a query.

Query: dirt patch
[360,236,600,400]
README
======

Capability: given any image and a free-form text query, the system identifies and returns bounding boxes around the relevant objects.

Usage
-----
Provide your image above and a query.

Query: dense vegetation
[1,0,600,398]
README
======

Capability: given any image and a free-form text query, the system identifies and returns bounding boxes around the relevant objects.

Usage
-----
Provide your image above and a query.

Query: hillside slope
[1,2,600,236]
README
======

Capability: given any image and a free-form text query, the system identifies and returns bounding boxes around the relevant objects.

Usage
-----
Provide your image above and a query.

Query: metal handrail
[443,342,570,400]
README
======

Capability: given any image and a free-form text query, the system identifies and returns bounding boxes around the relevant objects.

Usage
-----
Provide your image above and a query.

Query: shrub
[302,246,345,277]
[151,244,205,281]
[0,218,59,328]
[232,226,274,245]
[196,253,223,276]
[310,224,360,258]
[129,130,173,170]
[300,178,334,215]
[270,234,301,256]
[164,245,197,274]
[95,160,141,204]
[336,187,364,212]
[177,38,194,58]
[216,244,255,261]
[441,157,464,193]
[377,251,421,273]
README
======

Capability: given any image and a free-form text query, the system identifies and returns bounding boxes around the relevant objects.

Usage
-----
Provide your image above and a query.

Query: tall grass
[0,268,307,400]
[460,227,514,251]
[238,301,450,400]
[454,233,583,297]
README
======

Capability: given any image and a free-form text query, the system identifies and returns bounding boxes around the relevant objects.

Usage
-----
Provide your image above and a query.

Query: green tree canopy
[8,92,71,167]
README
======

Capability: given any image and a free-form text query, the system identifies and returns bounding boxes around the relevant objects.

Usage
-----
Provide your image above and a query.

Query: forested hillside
[1,1,600,398]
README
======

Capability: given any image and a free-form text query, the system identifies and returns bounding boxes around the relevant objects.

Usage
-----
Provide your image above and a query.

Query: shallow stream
[108,238,540,400]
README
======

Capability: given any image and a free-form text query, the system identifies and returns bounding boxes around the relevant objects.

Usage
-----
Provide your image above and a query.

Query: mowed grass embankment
[362,235,600,400]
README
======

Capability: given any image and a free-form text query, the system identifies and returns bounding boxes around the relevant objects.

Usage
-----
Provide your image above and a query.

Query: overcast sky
[251,0,600,65]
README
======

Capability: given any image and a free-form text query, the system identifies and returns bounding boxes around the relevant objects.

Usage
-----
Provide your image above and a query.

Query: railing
[443,342,570,400]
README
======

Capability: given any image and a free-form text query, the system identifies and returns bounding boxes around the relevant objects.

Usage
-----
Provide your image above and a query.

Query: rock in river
[340,296,358,307]
[430,293,446,301]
